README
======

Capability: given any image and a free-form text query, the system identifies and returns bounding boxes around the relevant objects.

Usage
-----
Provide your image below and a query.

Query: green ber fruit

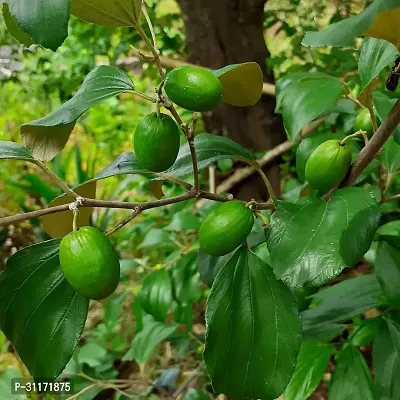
[134,112,180,172]
[305,139,352,193]
[164,66,223,112]
[199,200,254,256]
[59,226,120,300]
[354,108,373,137]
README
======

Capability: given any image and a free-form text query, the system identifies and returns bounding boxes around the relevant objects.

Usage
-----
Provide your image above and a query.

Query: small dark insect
[386,55,400,92]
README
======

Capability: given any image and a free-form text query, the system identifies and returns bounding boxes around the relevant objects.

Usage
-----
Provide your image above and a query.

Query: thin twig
[141,5,158,52]
[135,7,200,193]
[33,160,79,199]
[381,193,400,204]
[66,383,99,400]
[172,363,204,399]
[127,90,157,103]
[0,191,229,227]
[106,207,142,236]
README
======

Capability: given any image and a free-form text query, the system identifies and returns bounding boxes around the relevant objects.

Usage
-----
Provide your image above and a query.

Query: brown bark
[176,0,285,200]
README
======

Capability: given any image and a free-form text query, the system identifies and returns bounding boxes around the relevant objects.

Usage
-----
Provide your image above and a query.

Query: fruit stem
[340,131,368,146]
[245,200,257,208]
[72,210,79,232]
[254,164,277,203]
[255,211,269,226]
[156,99,161,117]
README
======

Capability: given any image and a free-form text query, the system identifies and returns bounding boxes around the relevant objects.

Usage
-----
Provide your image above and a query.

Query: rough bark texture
[176,0,285,200]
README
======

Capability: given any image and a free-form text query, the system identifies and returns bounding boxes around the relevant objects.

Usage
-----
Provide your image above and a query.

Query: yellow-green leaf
[303,0,400,51]
[213,62,263,107]
[71,0,143,27]
[41,181,96,238]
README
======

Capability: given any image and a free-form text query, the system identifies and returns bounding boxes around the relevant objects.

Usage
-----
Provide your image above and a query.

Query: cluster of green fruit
[57,66,224,300]
[134,66,223,172]
[56,70,375,299]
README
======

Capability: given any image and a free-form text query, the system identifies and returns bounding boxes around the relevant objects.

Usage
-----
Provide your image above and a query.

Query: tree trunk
[176,0,285,200]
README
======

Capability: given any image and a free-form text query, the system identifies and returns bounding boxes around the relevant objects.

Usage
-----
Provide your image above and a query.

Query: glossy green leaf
[303,0,400,50]
[358,38,398,91]
[197,249,234,288]
[275,73,310,112]
[301,274,383,341]
[21,66,134,161]
[374,91,400,145]
[204,247,301,400]
[0,239,89,381]
[295,132,342,182]
[266,187,380,287]
[123,315,177,365]
[329,346,376,400]
[375,236,400,309]
[71,0,142,27]
[182,388,211,400]
[278,73,345,140]
[95,133,253,182]
[138,229,170,249]
[170,253,202,306]
[139,269,174,322]
[285,341,333,400]
[373,320,400,400]
[0,141,34,161]
[6,0,70,51]
[2,3,33,46]
[212,63,263,107]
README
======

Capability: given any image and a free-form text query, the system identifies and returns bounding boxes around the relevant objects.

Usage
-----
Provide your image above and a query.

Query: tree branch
[380,193,400,204]
[0,191,229,228]
[341,99,400,187]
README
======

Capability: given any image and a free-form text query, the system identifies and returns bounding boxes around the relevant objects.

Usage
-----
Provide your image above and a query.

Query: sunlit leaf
[213,63,263,107]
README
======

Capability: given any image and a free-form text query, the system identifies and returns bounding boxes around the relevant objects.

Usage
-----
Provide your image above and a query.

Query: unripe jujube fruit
[305,139,351,193]
[134,113,180,172]
[354,108,374,138]
[199,201,254,256]
[59,226,120,300]
[164,66,223,112]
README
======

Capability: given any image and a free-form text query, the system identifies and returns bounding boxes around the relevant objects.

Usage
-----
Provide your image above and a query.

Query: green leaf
[329,346,376,400]
[303,0,400,50]
[170,253,202,305]
[275,73,310,112]
[350,317,383,346]
[204,247,301,400]
[94,133,253,182]
[138,228,170,249]
[359,38,398,91]
[41,181,97,238]
[375,236,400,309]
[197,249,234,288]
[381,137,400,173]
[212,63,263,107]
[139,269,174,322]
[374,91,400,144]
[278,73,345,140]
[2,3,33,46]
[0,239,89,381]
[182,388,211,400]
[71,0,142,27]
[21,66,134,161]
[285,341,333,400]
[123,315,177,365]
[165,211,201,231]
[266,187,380,287]
[5,0,70,51]
[302,274,384,325]
[379,221,400,237]
[0,141,34,161]
[78,343,109,368]
[0,370,25,400]
[295,132,342,182]
[373,317,400,399]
